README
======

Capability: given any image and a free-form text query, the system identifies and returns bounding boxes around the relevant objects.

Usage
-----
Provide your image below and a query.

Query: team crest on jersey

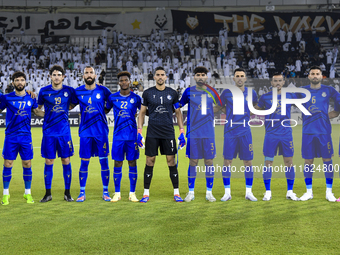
[167,95,172,100]
[130,98,135,104]
[322,92,327,97]
[27,101,31,106]
[96,93,101,99]
[64,92,68,97]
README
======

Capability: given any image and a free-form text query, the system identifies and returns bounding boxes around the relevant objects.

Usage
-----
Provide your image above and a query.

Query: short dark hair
[49,65,65,75]
[309,65,322,73]
[117,71,131,80]
[194,66,208,74]
[83,66,95,73]
[154,66,165,74]
[271,72,284,79]
[12,71,26,81]
[234,68,246,74]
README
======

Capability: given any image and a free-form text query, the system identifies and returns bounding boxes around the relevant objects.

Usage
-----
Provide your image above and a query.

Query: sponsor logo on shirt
[52,105,65,113]
[154,105,168,114]
[84,106,98,113]
[15,109,28,116]
[118,110,130,118]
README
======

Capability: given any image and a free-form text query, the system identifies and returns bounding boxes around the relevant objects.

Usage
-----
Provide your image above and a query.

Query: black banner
[172,10,340,35]
[41,35,70,44]
[0,112,80,128]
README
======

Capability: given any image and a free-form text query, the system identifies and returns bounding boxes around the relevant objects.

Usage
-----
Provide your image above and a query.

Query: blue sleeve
[335,101,340,112]
[37,89,44,106]
[105,96,113,110]
[70,87,78,105]
[179,88,189,107]
[32,98,38,109]
[252,89,258,104]
[290,92,298,99]
[220,89,227,106]
[330,86,340,103]
[0,95,6,110]
[257,95,265,109]
[104,87,111,101]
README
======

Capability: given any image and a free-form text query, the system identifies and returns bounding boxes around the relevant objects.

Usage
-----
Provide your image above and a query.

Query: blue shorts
[186,138,216,159]
[79,136,109,159]
[2,135,33,161]
[301,133,333,159]
[41,135,74,159]
[223,132,253,160]
[263,133,294,158]
[112,140,139,161]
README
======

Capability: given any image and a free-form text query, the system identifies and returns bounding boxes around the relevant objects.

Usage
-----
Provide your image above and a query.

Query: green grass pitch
[1,125,340,254]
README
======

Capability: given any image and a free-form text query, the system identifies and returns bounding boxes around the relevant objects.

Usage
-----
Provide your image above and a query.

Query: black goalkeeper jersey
[142,86,179,139]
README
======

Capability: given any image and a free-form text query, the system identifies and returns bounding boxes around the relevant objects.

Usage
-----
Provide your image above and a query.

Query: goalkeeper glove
[137,128,145,149]
[177,128,186,150]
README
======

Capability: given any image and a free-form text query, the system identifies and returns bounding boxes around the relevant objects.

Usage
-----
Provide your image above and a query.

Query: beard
[85,77,95,85]
[14,85,25,91]
[311,78,321,85]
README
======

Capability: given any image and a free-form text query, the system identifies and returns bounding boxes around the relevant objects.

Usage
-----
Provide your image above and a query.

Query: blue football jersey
[38,85,78,137]
[297,84,340,135]
[257,91,295,135]
[0,92,38,136]
[220,86,258,137]
[75,85,111,137]
[179,85,217,139]
[106,91,141,141]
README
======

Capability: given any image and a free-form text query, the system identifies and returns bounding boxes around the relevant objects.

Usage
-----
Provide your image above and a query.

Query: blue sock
[63,163,72,190]
[44,164,53,190]
[264,179,271,191]
[245,165,253,188]
[99,157,109,192]
[323,160,334,188]
[263,165,272,191]
[114,167,122,193]
[23,167,32,190]
[188,165,197,192]
[285,166,295,191]
[129,166,137,193]
[304,164,313,189]
[222,165,231,188]
[205,165,214,191]
[79,160,89,192]
[3,166,12,189]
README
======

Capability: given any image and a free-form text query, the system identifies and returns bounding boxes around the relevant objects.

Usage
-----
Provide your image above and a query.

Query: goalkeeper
[137,67,186,203]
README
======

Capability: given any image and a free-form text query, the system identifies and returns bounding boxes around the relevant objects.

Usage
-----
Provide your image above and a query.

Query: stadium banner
[41,35,70,44]
[0,112,80,127]
[172,10,340,35]
[0,10,172,36]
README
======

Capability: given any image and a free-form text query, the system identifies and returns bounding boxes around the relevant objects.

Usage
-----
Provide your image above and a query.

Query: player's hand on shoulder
[26,90,37,99]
